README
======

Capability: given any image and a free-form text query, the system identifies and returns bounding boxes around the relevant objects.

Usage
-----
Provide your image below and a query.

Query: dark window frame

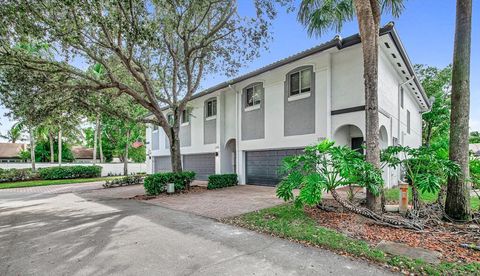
[205,98,217,118]
[400,87,404,109]
[288,68,312,97]
[244,83,262,108]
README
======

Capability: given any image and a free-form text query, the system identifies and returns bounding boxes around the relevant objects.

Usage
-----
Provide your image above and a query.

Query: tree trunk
[411,184,421,210]
[330,189,422,231]
[98,120,104,163]
[29,127,36,171]
[168,126,183,172]
[353,0,382,212]
[58,128,62,166]
[124,129,130,176]
[48,131,54,163]
[445,0,472,221]
[93,115,99,165]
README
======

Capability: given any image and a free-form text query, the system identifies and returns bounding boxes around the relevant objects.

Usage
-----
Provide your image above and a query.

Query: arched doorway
[333,124,364,153]
[225,139,236,173]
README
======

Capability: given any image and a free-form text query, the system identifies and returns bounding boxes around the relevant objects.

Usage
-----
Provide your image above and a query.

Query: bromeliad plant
[277,140,423,230]
[381,146,460,210]
[277,140,383,207]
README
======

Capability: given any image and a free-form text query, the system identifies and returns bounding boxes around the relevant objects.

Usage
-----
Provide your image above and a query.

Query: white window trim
[288,92,311,102]
[180,122,190,127]
[244,104,260,112]
[206,115,217,121]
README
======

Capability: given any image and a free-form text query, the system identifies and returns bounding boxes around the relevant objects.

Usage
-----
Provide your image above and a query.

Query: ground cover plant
[207,174,238,189]
[103,175,143,188]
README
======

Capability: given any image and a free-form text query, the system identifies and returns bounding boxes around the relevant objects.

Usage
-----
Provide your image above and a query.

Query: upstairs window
[153,125,159,131]
[167,113,174,125]
[289,68,311,96]
[400,87,404,108]
[206,99,217,118]
[181,109,190,124]
[245,84,262,107]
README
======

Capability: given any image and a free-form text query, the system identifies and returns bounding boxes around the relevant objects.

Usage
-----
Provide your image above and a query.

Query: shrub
[38,165,102,180]
[207,174,238,189]
[0,168,39,183]
[143,171,195,195]
[470,158,480,189]
[103,175,143,188]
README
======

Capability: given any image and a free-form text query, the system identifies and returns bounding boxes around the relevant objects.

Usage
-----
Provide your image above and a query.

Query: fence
[0,162,147,176]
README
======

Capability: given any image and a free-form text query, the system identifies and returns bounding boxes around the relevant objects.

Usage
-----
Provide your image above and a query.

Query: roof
[0,143,26,159]
[71,146,94,159]
[188,22,429,107]
[150,22,429,116]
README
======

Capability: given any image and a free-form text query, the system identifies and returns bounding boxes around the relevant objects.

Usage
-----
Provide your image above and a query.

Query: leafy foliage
[381,146,460,194]
[276,140,383,207]
[0,168,39,183]
[470,158,480,189]
[143,171,196,196]
[103,175,143,188]
[38,165,102,180]
[207,174,238,190]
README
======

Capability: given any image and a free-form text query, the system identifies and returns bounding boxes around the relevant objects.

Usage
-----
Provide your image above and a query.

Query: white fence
[0,162,147,176]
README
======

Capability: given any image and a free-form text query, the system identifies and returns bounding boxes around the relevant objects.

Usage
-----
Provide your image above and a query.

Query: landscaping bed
[225,204,480,275]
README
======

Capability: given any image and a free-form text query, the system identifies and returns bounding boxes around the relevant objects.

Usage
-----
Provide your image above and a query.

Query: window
[153,125,158,131]
[289,68,311,96]
[407,110,411,134]
[167,113,174,125]
[206,99,217,118]
[400,87,404,108]
[245,84,261,107]
[181,109,190,124]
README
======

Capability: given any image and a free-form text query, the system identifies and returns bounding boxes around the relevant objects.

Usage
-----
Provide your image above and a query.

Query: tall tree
[415,65,452,146]
[445,0,472,220]
[0,0,276,172]
[298,0,404,212]
[0,122,24,143]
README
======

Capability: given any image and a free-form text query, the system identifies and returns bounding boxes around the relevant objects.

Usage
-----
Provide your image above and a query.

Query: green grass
[0,176,121,189]
[385,187,480,211]
[227,204,480,275]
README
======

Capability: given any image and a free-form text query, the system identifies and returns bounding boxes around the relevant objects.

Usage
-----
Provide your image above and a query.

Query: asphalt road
[0,187,395,275]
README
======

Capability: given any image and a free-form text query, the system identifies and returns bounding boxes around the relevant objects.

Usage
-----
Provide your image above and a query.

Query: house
[71,146,97,163]
[470,143,480,158]
[145,23,430,188]
[0,143,27,162]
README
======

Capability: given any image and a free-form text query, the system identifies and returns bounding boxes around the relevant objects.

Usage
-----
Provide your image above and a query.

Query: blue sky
[0,0,478,141]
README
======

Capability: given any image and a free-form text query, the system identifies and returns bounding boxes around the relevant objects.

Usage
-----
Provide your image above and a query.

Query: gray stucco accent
[154,156,172,172]
[241,82,265,140]
[180,124,191,147]
[284,66,315,136]
[204,97,217,144]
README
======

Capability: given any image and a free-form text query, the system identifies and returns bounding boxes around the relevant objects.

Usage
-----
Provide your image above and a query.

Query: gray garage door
[246,148,304,186]
[183,153,216,180]
[154,156,172,172]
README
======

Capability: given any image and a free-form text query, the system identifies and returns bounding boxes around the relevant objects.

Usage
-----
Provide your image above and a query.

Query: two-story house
[145,24,430,188]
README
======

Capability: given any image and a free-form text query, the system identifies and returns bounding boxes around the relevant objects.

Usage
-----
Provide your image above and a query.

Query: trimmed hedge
[144,171,195,195]
[103,175,143,188]
[38,165,102,180]
[207,174,238,190]
[0,168,39,183]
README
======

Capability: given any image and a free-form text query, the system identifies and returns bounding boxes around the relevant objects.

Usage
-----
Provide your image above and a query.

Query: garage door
[154,156,172,172]
[183,153,216,180]
[246,148,304,186]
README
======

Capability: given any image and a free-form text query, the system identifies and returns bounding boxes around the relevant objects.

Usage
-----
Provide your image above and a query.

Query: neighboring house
[145,24,430,188]
[71,146,97,163]
[0,143,27,163]
[470,143,480,158]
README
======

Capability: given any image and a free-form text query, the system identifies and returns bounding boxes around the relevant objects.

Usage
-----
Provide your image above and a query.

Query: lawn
[0,176,121,189]
[225,204,480,275]
[384,187,479,211]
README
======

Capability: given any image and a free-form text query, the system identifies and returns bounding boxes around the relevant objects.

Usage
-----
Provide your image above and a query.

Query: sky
[0,0,478,142]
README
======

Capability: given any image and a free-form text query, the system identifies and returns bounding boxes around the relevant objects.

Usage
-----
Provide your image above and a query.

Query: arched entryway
[333,124,364,153]
[225,138,236,173]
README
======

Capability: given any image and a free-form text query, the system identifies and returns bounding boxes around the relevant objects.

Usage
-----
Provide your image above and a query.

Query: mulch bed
[129,185,207,200]
[305,199,480,263]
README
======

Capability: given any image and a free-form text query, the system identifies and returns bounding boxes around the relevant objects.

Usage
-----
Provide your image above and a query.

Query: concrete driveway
[0,185,394,275]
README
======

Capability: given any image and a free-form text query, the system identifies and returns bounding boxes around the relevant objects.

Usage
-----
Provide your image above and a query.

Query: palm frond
[298,0,355,37]
[381,0,405,18]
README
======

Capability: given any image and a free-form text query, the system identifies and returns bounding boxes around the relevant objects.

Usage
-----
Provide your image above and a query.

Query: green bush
[38,165,102,180]
[143,171,195,195]
[0,168,39,183]
[207,174,238,189]
[470,158,480,189]
[103,175,143,188]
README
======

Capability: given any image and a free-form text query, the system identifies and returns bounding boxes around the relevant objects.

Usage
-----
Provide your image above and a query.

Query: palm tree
[0,122,24,143]
[298,0,404,212]
[445,0,472,220]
